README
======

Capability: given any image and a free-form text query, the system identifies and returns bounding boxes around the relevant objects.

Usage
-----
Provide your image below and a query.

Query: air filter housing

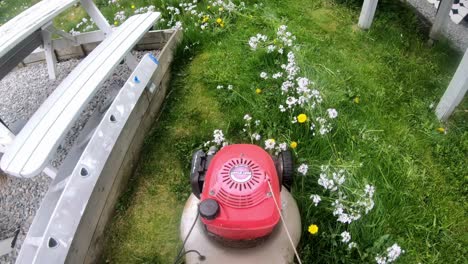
[199,144,281,241]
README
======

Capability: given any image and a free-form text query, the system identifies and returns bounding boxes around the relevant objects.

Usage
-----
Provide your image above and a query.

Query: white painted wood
[0,237,14,256]
[430,0,454,40]
[125,53,139,70]
[0,122,14,154]
[358,0,379,29]
[52,28,79,45]
[0,12,161,178]
[0,0,78,58]
[80,0,113,36]
[41,24,57,80]
[436,49,468,120]
[43,166,58,179]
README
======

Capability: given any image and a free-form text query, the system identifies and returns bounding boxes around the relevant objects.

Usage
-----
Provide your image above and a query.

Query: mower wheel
[278,151,294,190]
[190,150,206,199]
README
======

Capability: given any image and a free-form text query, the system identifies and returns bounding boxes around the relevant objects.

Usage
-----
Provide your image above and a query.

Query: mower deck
[180,188,301,264]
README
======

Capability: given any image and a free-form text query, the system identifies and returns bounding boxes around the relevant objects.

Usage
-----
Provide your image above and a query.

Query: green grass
[101,1,467,263]
[1,0,467,263]
[0,0,39,24]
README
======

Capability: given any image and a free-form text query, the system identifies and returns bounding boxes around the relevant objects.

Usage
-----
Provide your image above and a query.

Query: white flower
[286,96,297,107]
[318,173,336,191]
[337,213,352,224]
[365,184,375,198]
[212,129,225,145]
[327,108,338,119]
[297,164,308,176]
[260,72,268,79]
[243,114,252,121]
[173,21,183,30]
[340,231,351,243]
[227,84,233,90]
[251,133,261,141]
[281,80,294,93]
[386,244,404,262]
[375,256,387,264]
[310,123,316,131]
[332,171,346,185]
[216,85,223,89]
[257,33,267,41]
[278,142,287,151]
[249,36,259,50]
[279,105,286,112]
[254,120,261,126]
[297,77,309,90]
[267,45,276,53]
[272,72,283,79]
[348,242,357,249]
[310,194,321,206]
[264,139,276,150]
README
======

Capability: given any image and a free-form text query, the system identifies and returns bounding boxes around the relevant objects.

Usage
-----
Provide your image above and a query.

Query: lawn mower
[178,144,302,264]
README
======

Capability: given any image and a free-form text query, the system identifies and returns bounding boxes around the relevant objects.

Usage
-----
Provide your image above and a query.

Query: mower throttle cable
[173,211,205,264]
[175,250,206,263]
[267,179,302,264]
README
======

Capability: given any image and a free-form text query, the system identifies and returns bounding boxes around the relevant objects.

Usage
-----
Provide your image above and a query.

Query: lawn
[2,0,467,263]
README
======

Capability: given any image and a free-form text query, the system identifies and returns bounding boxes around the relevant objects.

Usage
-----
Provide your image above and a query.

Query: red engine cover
[200,144,281,240]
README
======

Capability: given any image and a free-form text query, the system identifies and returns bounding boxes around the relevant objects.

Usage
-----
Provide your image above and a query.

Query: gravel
[406,0,468,52]
[0,50,159,263]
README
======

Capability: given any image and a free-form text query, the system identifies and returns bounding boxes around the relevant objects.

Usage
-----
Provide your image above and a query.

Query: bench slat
[1,12,160,177]
[0,0,79,58]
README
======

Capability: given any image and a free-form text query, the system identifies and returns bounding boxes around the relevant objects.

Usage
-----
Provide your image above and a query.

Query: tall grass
[1,0,466,263]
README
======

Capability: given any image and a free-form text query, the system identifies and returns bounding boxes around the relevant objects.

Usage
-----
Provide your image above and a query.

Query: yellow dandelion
[131,4,135,9]
[207,5,211,9]
[219,7,224,11]
[216,18,223,24]
[220,22,225,28]
[437,127,445,133]
[308,224,318,235]
[114,21,119,25]
[202,16,209,23]
[353,96,360,104]
[297,114,308,123]
[290,141,298,149]
[255,88,262,94]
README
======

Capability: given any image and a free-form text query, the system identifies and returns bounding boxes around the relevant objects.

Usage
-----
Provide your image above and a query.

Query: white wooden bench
[0,0,113,80]
[0,12,161,178]
[0,121,14,154]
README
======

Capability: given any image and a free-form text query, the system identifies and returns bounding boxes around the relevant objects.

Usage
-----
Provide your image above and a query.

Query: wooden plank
[0,13,161,178]
[0,30,42,80]
[22,30,174,64]
[41,25,58,80]
[0,120,14,154]
[0,237,14,256]
[0,0,78,58]
[430,0,454,40]
[358,0,379,29]
[436,49,468,120]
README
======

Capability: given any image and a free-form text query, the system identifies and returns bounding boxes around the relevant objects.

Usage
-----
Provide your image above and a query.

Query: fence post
[436,49,468,121]
[358,0,379,29]
[430,0,454,40]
